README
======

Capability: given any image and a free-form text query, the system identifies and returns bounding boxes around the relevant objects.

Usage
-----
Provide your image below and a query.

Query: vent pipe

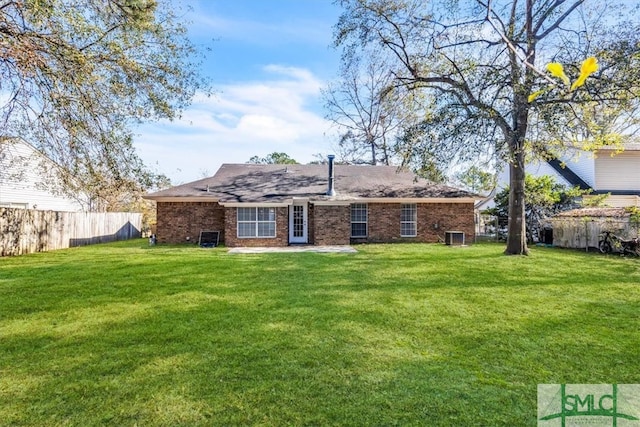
[327,154,336,196]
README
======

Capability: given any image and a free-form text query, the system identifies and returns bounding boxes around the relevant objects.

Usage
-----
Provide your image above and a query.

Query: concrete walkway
[228,245,357,254]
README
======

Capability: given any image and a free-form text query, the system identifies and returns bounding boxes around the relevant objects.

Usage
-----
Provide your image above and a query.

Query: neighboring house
[0,138,85,211]
[584,143,640,207]
[494,143,640,208]
[144,156,479,247]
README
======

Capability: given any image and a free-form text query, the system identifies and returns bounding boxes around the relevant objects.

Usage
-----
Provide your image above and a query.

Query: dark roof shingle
[146,163,478,202]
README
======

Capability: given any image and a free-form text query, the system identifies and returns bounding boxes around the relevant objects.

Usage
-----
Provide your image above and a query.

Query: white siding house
[564,153,596,189]
[0,139,86,212]
[595,145,640,190]
[586,144,640,207]
[494,143,640,208]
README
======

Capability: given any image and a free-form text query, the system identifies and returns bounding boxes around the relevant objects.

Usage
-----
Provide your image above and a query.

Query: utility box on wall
[445,231,465,246]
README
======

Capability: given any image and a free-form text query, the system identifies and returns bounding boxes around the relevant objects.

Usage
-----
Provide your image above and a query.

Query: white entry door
[289,202,308,244]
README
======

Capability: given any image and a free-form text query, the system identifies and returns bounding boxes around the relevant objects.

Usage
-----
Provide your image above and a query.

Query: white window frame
[400,203,417,237]
[237,207,277,238]
[351,203,368,238]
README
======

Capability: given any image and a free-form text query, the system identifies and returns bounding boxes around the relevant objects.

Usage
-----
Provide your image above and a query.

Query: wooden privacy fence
[1,208,142,256]
[549,207,639,251]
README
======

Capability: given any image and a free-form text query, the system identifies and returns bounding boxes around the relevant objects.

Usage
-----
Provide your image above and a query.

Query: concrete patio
[228,245,357,254]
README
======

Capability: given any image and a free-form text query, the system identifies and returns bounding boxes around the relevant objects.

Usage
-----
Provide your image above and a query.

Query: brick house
[144,157,479,247]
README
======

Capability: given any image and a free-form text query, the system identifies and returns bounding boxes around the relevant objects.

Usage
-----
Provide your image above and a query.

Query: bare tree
[323,50,413,165]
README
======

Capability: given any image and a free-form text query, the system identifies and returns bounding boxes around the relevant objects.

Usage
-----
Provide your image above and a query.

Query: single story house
[144,156,479,247]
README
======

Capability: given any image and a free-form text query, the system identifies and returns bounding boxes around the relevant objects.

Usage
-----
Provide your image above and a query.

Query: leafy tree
[0,0,206,210]
[248,152,299,165]
[393,117,451,183]
[334,0,640,254]
[487,174,585,243]
[582,193,610,208]
[412,159,447,183]
[456,166,497,194]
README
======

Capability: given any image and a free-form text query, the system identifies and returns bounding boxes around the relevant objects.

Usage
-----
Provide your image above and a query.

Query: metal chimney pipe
[327,154,336,196]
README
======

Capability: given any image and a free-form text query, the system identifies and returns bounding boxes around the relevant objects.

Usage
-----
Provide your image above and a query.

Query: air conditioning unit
[445,231,465,246]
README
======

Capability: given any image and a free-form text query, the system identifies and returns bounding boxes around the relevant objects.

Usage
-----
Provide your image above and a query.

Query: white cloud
[236,115,299,142]
[134,65,334,184]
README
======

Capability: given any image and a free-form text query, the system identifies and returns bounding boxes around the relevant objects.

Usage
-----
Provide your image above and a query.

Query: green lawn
[1,241,639,426]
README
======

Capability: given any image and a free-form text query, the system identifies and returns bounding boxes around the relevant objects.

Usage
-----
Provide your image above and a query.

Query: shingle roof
[554,207,630,218]
[598,143,640,151]
[145,163,479,202]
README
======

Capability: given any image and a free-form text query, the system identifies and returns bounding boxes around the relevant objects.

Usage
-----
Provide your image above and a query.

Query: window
[237,207,276,238]
[351,203,367,237]
[401,204,417,237]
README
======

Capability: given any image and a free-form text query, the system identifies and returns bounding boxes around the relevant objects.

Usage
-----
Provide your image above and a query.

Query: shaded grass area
[1,241,639,426]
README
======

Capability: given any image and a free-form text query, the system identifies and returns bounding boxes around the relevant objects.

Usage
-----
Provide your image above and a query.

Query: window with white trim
[237,207,276,238]
[401,204,417,237]
[351,203,367,237]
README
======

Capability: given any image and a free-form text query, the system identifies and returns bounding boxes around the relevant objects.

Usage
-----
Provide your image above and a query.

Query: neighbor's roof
[597,142,640,151]
[553,207,631,218]
[145,163,479,203]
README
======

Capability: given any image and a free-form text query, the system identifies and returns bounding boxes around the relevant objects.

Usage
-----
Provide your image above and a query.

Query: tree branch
[535,0,585,41]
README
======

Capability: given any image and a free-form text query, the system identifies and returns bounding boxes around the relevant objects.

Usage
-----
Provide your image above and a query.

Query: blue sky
[134,0,344,184]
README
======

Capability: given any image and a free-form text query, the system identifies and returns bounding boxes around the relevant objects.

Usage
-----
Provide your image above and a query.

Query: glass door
[289,202,308,243]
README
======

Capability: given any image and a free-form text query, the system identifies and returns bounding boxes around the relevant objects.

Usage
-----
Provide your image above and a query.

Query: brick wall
[313,202,475,245]
[156,202,225,244]
[363,202,475,243]
[157,201,475,247]
[366,203,402,243]
[308,203,315,244]
[312,205,351,245]
[224,206,289,247]
[416,202,475,243]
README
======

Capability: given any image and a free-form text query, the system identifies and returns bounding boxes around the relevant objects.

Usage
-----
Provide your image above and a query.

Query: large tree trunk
[503,0,535,255]
[505,149,528,254]
[505,109,529,255]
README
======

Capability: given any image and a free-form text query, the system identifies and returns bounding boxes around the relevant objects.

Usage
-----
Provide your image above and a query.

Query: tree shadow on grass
[2,244,640,425]
[2,283,639,425]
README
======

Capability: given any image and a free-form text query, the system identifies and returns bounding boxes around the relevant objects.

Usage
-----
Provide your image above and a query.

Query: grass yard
[1,240,639,426]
